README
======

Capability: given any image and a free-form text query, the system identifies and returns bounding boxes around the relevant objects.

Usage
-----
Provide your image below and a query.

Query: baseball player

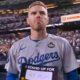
[5,1,79,80]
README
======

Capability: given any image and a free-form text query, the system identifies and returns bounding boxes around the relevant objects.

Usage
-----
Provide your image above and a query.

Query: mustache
[35,17,43,21]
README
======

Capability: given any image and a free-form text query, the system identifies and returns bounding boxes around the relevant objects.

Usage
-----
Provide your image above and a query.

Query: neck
[30,29,48,40]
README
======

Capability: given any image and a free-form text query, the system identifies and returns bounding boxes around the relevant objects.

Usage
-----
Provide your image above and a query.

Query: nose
[36,12,41,18]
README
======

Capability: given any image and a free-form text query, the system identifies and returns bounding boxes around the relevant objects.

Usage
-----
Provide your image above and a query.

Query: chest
[16,41,62,67]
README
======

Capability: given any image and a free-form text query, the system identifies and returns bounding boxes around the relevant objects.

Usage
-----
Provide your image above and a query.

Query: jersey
[5,34,79,80]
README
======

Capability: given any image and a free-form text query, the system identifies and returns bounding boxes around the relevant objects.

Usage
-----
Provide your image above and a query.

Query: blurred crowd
[56,30,80,59]
[0,32,27,64]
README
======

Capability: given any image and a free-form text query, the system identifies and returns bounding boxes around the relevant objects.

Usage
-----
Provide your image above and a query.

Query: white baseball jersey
[5,34,79,80]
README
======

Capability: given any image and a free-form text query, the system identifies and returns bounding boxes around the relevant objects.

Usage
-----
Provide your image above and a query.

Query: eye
[31,12,36,15]
[39,11,46,15]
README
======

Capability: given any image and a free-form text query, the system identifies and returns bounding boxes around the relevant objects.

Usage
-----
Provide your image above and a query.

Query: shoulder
[48,34,69,44]
[9,36,30,54]
[13,36,29,46]
[48,34,72,50]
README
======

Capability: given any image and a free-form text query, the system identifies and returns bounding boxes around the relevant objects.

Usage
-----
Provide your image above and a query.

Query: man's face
[27,5,49,31]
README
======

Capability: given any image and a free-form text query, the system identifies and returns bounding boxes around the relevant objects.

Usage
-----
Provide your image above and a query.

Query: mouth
[36,19,43,23]
[36,21,43,25]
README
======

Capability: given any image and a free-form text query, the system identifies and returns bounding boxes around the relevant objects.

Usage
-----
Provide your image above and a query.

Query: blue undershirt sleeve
[6,72,18,80]
[66,69,79,80]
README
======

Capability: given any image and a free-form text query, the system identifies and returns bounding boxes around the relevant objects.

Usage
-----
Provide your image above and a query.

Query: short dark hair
[28,1,47,9]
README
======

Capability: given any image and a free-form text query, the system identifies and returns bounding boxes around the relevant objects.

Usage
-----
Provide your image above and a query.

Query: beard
[32,23,46,31]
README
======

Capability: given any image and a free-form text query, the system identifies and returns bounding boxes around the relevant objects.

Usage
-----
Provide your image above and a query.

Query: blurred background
[0,0,80,80]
